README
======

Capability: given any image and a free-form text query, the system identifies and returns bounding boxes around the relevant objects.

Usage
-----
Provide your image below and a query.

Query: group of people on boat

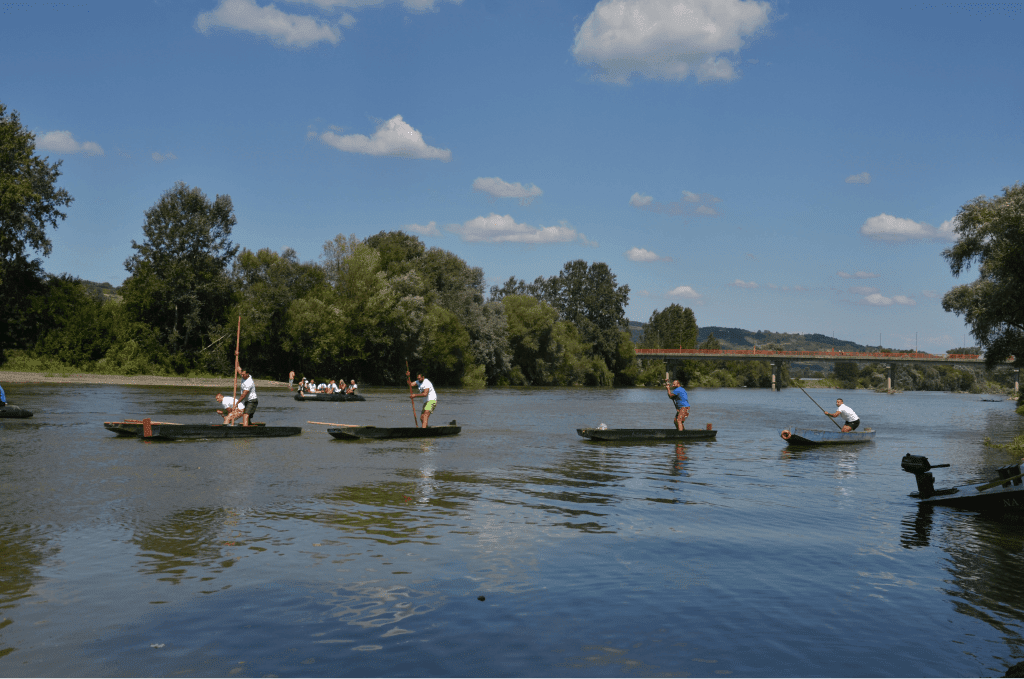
[296,377,358,395]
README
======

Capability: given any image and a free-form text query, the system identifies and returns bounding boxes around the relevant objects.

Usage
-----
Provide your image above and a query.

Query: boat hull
[328,425,461,440]
[0,405,33,418]
[780,427,875,445]
[577,428,717,441]
[914,485,1024,514]
[294,392,366,402]
[104,421,301,440]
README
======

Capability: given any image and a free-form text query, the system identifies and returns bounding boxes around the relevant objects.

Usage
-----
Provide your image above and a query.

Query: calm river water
[1,384,1023,677]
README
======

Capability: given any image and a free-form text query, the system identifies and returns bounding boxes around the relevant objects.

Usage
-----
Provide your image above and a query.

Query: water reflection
[0,524,54,658]
[133,507,235,585]
[672,443,689,477]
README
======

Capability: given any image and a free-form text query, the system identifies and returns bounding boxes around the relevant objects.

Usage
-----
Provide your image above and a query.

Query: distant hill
[81,279,121,301]
[627,321,894,353]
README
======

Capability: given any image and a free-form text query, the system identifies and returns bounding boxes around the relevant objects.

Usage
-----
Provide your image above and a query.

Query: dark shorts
[846,419,860,431]
[243,399,258,416]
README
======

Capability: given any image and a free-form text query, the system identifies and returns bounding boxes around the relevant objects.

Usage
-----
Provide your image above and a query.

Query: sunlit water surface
[1,384,1023,677]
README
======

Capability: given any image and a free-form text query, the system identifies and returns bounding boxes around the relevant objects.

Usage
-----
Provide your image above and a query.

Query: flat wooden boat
[328,425,461,440]
[577,428,717,441]
[779,427,875,445]
[294,391,366,402]
[104,420,301,440]
[0,405,33,419]
[902,454,1024,515]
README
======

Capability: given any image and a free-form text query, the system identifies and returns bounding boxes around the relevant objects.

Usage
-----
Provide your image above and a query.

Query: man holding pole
[665,377,689,431]
[237,368,258,426]
[406,370,437,428]
[828,398,861,432]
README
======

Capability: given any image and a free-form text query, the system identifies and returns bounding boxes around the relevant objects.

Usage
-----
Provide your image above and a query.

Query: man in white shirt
[828,398,861,432]
[347,379,358,395]
[406,370,437,428]
[237,368,258,426]
[215,393,242,425]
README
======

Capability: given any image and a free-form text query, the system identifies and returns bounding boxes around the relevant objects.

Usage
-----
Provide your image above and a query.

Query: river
[1,384,1022,676]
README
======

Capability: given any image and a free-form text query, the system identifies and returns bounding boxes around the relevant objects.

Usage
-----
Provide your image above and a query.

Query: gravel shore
[0,370,289,389]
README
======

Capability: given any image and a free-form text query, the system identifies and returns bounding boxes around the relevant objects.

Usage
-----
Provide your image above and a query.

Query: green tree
[363,230,426,278]
[120,182,239,369]
[641,304,698,350]
[942,183,1024,372]
[232,247,326,377]
[0,103,74,362]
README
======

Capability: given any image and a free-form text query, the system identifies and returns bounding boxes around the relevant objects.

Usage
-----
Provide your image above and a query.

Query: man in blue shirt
[665,378,689,430]
[0,382,6,406]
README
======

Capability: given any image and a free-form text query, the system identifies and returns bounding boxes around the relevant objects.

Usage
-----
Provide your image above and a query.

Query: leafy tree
[0,102,74,362]
[120,182,239,368]
[32,275,112,366]
[364,230,426,278]
[942,183,1024,371]
[543,260,631,377]
[641,304,698,350]
[320,233,360,289]
[232,247,326,377]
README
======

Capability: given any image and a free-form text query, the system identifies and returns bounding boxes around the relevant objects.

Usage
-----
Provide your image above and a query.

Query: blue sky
[2,0,1021,353]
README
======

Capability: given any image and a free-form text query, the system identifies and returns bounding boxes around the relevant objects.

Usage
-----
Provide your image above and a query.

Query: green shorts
[423,400,437,413]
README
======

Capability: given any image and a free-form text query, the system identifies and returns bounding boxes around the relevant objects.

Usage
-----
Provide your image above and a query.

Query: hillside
[627,321,888,353]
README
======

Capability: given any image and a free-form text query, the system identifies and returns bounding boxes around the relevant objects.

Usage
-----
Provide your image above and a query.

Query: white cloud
[630,192,653,207]
[849,286,878,295]
[845,172,871,184]
[667,285,700,298]
[630,189,721,216]
[473,177,543,205]
[921,290,940,299]
[892,295,916,306]
[860,213,957,242]
[36,130,104,156]
[404,221,440,236]
[864,293,893,306]
[319,115,451,161]
[284,0,460,10]
[572,0,772,84]
[448,214,591,245]
[197,0,342,47]
[732,279,757,288]
[626,247,669,262]
[152,152,178,162]
[837,270,879,279]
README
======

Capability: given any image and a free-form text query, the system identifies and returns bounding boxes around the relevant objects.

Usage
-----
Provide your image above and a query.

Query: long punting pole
[406,360,419,428]
[797,384,843,430]
[232,316,241,407]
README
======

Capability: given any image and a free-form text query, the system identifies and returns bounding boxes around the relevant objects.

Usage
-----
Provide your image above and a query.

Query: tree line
[3,102,1021,395]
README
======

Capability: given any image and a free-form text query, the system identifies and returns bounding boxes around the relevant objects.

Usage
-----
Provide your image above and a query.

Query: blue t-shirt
[670,385,689,408]
[0,384,5,404]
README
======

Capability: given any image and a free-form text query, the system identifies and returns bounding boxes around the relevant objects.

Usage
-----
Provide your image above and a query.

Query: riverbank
[0,370,288,388]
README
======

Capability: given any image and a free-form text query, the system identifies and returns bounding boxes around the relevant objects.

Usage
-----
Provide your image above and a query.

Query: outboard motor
[901,454,952,498]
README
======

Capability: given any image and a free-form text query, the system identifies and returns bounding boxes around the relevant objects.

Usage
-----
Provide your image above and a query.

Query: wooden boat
[294,391,366,402]
[779,427,875,445]
[327,423,461,440]
[902,454,1024,515]
[0,405,33,419]
[104,419,301,440]
[577,428,716,441]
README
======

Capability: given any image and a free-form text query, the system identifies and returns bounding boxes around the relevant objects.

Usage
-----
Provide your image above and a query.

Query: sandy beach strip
[0,370,289,389]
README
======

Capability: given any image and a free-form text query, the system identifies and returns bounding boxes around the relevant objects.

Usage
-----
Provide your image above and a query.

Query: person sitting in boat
[346,379,358,395]
[665,378,689,431]
[329,379,343,393]
[215,392,243,424]
[407,370,437,428]
[828,398,861,432]
[318,381,328,392]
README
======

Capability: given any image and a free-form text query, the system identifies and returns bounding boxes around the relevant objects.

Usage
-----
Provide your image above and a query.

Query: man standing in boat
[828,398,861,432]
[237,368,258,426]
[0,382,6,406]
[665,378,689,430]
[407,370,437,428]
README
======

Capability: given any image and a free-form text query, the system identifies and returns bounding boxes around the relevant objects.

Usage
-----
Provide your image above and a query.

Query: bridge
[635,348,1019,393]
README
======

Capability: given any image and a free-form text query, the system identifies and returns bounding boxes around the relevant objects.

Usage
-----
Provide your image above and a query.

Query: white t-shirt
[416,378,436,401]
[241,376,257,402]
[221,396,239,410]
[836,404,858,422]
[349,382,358,391]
